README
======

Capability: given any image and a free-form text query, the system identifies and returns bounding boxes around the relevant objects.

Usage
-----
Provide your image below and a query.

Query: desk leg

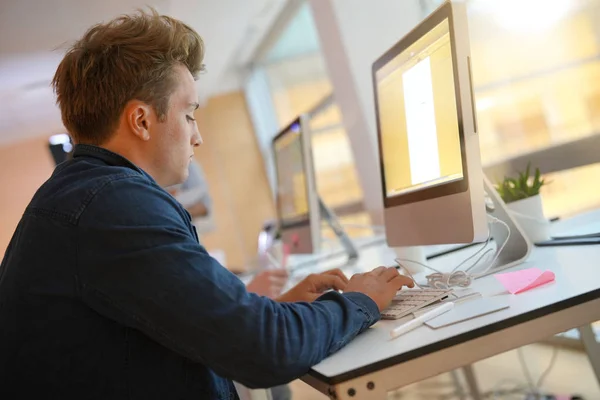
[462,365,482,400]
[450,370,467,400]
[579,324,600,386]
[234,383,273,400]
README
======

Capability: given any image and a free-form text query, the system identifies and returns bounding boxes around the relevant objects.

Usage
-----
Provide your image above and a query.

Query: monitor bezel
[372,1,469,209]
[272,116,312,230]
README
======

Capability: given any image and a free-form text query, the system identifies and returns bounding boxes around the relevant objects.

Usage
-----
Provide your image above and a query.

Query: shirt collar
[72,144,156,183]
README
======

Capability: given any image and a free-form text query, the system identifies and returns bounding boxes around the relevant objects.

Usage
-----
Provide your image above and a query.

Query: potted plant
[495,163,551,243]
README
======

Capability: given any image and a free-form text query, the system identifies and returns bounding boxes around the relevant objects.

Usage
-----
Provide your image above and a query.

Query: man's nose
[192,129,203,146]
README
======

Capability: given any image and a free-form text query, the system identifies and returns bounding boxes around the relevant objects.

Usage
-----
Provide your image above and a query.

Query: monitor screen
[273,120,309,227]
[375,18,463,200]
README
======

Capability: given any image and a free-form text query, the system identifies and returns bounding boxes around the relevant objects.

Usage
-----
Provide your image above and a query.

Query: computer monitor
[272,115,321,254]
[372,0,488,246]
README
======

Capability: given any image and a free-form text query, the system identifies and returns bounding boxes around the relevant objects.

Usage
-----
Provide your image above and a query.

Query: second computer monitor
[272,115,321,254]
[372,0,488,246]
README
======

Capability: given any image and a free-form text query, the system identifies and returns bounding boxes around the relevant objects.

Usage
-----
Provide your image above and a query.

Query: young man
[0,9,413,399]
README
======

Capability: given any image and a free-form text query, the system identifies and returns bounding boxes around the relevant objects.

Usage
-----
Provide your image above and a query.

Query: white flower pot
[506,195,551,243]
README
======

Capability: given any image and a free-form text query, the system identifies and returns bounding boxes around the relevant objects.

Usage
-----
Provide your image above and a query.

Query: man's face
[150,64,202,187]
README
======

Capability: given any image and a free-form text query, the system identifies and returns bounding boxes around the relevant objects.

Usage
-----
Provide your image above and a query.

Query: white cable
[517,347,536,392]
[395,256,476,289]
[426,269,473,289]
[394,263,425,289]
[452,233,493,273]
[394,255,463,289]
[469,216,511,278]
[535,346,559,393]
[484,346,559,399]
[394,215,511,289]
[393,257,469,289]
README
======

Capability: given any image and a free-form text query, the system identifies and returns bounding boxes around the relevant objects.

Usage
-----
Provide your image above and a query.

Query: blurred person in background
[167,158,215,238]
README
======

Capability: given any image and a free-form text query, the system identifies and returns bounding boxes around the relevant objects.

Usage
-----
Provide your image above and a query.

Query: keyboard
[381,289,453,320]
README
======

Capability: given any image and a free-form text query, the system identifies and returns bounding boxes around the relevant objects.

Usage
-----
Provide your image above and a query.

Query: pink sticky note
[494,268,555,294]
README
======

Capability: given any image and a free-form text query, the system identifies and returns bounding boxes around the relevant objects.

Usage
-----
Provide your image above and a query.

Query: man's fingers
[311,274,348,292]
[371,266,387,276]
[381,266,401,282]
[321,268,349,284]
[388,274,415,290]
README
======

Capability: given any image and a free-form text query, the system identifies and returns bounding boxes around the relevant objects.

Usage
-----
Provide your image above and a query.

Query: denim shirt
[0,145,380,399]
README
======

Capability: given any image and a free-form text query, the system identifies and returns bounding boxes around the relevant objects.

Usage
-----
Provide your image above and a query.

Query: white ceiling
[0,0,286,145]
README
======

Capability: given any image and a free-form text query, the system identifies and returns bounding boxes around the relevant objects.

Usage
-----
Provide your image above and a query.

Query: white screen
[402,56,441,186]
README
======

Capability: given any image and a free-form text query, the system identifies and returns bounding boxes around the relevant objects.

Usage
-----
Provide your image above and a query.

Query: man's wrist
[275,292,291,303]
[342,292,381,324]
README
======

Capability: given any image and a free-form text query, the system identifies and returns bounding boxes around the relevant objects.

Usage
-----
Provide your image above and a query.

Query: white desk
[299,210,600,399]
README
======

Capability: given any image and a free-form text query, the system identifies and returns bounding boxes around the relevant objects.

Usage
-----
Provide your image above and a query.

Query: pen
[390,302,454,339]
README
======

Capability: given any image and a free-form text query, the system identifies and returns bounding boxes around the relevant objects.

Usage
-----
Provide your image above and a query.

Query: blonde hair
[52,8,205,144]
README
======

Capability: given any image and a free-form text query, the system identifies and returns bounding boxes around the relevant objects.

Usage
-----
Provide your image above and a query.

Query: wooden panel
[0,136,55,258]
[194,92,275,271]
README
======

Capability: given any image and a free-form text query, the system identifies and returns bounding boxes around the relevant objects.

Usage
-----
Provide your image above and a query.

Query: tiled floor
[288,343,600,399]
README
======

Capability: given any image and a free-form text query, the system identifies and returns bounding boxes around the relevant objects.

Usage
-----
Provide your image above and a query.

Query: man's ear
[124,100,153,141]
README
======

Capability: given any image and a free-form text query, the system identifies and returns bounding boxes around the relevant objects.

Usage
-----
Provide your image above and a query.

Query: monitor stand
[474,174,532,278]
[318,197,360,264]
[400,175,532,282]
[295,177,530,277]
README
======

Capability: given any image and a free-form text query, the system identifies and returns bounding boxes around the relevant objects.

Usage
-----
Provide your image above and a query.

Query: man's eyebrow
[188,102,200,111]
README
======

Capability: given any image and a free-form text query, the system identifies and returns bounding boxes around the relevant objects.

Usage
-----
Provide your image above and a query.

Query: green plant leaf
[494,162,548,203]
[534,168,541,186]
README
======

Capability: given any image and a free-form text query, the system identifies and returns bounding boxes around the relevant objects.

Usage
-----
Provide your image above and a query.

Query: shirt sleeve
[76,176,380,388]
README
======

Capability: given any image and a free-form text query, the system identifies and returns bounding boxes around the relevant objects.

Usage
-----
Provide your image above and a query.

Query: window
[419,0,600,218]
[245,1,366,233]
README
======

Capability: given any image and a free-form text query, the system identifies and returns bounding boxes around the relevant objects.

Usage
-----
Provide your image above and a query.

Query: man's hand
[276,269,349,303]
[345,267,414,311]
[247,269,289,299]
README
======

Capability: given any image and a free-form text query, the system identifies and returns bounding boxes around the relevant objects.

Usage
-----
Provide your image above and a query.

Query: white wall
[308,0,423,223]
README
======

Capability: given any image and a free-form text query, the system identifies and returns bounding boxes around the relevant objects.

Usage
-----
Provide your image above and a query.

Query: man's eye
[186,115,196,122]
